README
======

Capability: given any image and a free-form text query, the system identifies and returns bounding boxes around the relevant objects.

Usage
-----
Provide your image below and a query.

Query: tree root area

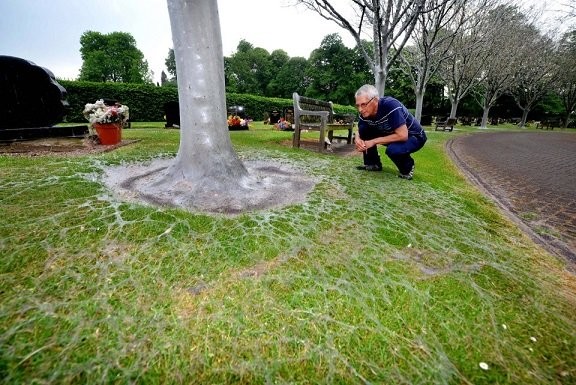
[102,158,317,215]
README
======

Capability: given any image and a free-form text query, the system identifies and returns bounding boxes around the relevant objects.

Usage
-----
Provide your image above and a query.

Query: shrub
[59,80,177,122]
[58,80,357,123]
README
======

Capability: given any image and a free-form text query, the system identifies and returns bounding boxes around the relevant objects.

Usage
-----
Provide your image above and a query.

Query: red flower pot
[93,123,122,145]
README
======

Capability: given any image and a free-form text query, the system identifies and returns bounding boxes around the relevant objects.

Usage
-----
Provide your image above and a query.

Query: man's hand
[356,125,408,152]
[355,137,370,152]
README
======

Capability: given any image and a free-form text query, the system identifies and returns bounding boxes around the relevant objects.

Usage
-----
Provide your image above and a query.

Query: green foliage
[386,65,417,106]
[78,31,152,84]
[58,81,357,123]
[227,93,355,121]
[224,40,288,97]
[165,48,176,79]
[306,34,372,105]
[266,57,311,98]
[60,80,177,122]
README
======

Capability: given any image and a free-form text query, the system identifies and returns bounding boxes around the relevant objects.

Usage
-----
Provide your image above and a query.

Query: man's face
[355,94,378,118]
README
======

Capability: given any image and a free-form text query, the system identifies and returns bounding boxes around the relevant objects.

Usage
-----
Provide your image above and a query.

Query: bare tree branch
[294,0,436,93]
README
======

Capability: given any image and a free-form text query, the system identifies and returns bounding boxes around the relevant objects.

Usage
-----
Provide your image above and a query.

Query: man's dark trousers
[361,133,427,175]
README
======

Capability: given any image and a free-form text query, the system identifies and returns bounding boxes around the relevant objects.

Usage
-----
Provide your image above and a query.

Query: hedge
[58,80,357,123]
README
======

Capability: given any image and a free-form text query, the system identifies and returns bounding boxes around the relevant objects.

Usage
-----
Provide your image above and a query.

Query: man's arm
[356,125,408,151]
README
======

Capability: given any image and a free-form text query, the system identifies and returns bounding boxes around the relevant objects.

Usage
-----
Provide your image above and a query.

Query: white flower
[83,99,130,124]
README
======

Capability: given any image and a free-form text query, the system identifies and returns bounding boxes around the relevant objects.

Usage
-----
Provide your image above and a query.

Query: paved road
[447,131,576,267]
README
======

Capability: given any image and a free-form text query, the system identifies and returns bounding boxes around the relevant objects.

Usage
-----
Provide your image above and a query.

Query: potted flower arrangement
[83,99,129,145]
[227,115,249,130]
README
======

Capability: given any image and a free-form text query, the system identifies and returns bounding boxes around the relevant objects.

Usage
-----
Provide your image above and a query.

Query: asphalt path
[447,131,576,268]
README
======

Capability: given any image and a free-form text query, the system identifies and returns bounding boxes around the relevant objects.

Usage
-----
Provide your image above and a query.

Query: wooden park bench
[434,117,457,132]
[536,120,558,130]
[292,92,354,153]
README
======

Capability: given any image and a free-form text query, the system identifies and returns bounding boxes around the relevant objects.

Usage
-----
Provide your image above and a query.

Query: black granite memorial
[269,109,281,125]
[164,101,180,128]
[163,101,249,130]
[0,55,87,141]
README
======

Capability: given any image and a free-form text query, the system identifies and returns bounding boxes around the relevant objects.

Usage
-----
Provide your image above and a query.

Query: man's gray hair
[355,84,379,99]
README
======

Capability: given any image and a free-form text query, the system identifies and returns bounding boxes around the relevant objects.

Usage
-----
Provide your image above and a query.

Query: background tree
[398,0,469,121]
[165,48,177,80]
[306,34,371,104]
[267,57,311,98]
[225,40,274,95]
[78,31,152,83]
[296,0,451,94]
[266,49,291,95]
[437,2,493,120]
[509,32,558,127]
[555,29,576,127]
[472,4,529,128]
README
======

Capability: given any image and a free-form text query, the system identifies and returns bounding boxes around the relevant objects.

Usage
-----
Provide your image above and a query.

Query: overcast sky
[0,0,570,84]
[0,0,356,83]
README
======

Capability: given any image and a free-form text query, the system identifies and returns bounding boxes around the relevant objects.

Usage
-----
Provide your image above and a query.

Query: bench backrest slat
[291,92,355,152]
[293,93,333,124]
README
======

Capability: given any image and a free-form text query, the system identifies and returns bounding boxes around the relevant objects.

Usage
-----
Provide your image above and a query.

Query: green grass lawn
[1,122,575,384]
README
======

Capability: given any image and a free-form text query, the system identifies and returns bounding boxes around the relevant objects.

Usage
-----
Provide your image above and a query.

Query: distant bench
[292,92,354,153]
[536,120,559,130]
[434,117,457,132]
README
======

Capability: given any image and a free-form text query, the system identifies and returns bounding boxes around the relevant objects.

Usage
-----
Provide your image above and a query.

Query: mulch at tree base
[0,137,140,156]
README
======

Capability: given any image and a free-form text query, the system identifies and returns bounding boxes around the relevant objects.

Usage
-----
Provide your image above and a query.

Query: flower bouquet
[83,100,129,145]
[227,115,249,130]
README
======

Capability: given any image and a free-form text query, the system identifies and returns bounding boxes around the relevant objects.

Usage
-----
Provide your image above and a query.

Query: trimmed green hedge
[60,81,176,123]
[59,80,357,123]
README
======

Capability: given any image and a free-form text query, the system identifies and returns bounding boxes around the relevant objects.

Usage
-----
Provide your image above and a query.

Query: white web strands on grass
[1,147,574,384]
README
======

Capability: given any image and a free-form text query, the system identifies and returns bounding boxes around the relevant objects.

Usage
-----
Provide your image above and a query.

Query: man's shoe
[398,165,415,180]
[356,165,382,171]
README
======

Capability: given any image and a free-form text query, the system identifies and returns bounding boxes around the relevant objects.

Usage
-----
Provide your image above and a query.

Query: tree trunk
[108,0,316,214]
[519,108,529,128]
[164,0,247,183]
[450,101,458,119]
[414,91,425,122]
[480,107,490,129]
[374,66,387,96]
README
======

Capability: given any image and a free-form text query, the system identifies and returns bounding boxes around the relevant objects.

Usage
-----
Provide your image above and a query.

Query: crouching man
[354,84,427,180]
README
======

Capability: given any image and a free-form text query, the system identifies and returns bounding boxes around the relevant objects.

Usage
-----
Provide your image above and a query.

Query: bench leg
[292,127,301,148]
[319,126,326,153]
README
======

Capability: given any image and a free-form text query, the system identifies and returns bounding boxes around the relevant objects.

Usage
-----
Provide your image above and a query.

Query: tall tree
[78,31,152,83]
[555,29,576,127]
[225,40,273,95]
[119,0,312,213]
[472,5,529,128]
[159,0,247,191]
[437,4,492,120]
[509,32,558,127]
[165,48,177,80]
[306,33,371,104]
[267,57,311,98]
[397,0,470,120]
[296,0,446,94]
